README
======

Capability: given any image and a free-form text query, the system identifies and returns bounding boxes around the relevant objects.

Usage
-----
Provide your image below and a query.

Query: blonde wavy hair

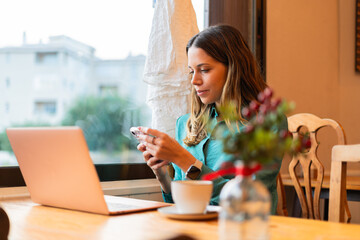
[183,25,267,146]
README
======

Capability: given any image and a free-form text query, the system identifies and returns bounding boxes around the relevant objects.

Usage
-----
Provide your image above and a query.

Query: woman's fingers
[139,127,160,137]
[138,127,185,165]
[137,127,170,148]
[138,134,157,145]
[143,143,160,159]
[143,150,168,169]
[146,157,169,170]
[137,128,172,170]
[137,143,146,152]
[143,151,153,161]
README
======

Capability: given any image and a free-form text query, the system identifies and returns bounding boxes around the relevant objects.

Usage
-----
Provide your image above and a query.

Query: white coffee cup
[171,180,213,214]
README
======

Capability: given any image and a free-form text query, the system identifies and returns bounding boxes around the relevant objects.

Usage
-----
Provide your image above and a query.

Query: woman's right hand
[137,143,169,171]
[137,143,171,193]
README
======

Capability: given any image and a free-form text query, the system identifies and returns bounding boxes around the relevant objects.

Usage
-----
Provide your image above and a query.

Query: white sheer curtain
[143,0,199,137]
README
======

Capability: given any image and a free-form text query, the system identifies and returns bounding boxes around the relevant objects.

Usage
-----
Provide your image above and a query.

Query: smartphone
[130,127,146,144]
[131,127,163,164]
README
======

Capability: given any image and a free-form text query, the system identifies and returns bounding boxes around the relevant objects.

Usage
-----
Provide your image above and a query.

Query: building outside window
[5,103,10,113]
[5,77,10,88]
[5,53,10,63]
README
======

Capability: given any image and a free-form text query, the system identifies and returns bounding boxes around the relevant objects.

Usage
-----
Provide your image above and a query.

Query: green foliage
[0,96,145,153]
[0,132,11,151]
[62,95,144,152]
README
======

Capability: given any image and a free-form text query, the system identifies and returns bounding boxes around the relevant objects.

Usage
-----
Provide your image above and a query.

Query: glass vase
[219,174,271,240]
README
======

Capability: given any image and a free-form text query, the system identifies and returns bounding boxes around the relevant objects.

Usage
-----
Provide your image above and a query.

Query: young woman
[137,25,284,214]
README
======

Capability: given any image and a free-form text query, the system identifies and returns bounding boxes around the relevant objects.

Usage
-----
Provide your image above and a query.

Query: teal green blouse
[162,107,286,214]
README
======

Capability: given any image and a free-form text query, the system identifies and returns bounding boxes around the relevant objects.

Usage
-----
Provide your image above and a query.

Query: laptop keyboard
[106,201,140,212]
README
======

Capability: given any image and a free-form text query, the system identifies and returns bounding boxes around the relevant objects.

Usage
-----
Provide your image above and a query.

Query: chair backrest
[287,113,346,219]
[276,173,288,216]
[329,144,360,222]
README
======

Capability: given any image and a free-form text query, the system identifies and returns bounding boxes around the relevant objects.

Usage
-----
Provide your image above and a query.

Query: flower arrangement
[203,87,310,179]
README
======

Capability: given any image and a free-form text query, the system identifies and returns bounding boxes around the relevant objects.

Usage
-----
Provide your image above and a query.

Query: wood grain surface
[1,198,360,240]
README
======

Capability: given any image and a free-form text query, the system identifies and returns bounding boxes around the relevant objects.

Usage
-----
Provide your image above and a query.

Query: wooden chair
[329,144,360,222]
[276,173,288,216]
[287,113,348,220]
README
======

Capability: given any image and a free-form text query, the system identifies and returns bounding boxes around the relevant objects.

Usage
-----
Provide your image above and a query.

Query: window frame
[0,164,155,187]
[205,0,266,77]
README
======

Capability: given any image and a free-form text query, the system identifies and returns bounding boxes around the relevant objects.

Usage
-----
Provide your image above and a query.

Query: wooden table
[1,197,360,240]
[281,174,360,201]
[281,174,360,192]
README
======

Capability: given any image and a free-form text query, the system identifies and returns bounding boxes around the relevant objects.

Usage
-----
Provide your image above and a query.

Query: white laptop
[6,126,170,215]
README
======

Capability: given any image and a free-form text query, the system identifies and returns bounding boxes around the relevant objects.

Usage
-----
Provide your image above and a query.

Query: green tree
[0,132,11,151]
[62,95,144,152]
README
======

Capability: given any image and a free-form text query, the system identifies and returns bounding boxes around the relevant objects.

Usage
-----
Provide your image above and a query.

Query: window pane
[0,0,154,166]
[36,52,59,65]
[0,0,204,167]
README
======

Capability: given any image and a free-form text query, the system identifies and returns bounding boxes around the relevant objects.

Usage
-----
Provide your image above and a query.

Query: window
[99,86,118,96]
[34,101,57,115]
[5,53,10,63]
[36,52,59,65]
[5,102,9,113]
[5,77,10,88]
[0,0,205,187]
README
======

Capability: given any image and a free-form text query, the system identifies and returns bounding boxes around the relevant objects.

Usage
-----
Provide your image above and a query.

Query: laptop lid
[7,127,110,214]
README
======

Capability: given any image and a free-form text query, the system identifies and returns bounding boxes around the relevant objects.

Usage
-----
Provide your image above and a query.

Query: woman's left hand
[137,127,196,172]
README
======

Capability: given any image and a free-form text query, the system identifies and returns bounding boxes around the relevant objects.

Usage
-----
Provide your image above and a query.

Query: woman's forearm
[153,166,172,193]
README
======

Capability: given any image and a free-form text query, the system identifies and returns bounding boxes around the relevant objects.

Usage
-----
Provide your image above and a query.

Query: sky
[0,0,204,60]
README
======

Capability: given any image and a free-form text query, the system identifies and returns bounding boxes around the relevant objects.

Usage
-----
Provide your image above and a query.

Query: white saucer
[157,205,219,220]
